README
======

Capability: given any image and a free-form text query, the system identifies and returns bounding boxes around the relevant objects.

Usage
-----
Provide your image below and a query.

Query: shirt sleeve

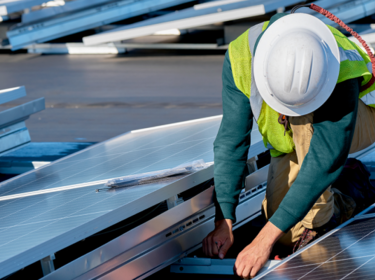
[213,51,253,223]
[269,78,361,232]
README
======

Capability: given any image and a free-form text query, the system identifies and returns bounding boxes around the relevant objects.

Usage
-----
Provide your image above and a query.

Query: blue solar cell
[0,116,265,278]
[257,216,375,279]
[0,117,220,278]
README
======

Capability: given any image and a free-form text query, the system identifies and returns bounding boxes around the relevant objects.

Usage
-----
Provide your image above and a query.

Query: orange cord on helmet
[278,114,288,136]
[309,4,375,92]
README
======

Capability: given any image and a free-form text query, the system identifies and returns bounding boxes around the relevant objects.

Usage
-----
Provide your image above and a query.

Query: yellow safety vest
[229,21,375,157]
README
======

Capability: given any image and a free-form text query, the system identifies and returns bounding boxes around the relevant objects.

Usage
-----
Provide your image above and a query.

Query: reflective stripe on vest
[338,47,375,107]
[339,48,363,62]
[248,22,265,121]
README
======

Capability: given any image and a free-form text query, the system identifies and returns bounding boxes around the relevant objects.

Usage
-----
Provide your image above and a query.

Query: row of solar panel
[2,0,375,50]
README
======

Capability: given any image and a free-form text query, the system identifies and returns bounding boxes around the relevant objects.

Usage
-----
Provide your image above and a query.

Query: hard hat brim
[254,13,340,116]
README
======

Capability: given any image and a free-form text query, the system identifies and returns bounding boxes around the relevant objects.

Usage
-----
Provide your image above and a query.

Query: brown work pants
[262,100,375,246]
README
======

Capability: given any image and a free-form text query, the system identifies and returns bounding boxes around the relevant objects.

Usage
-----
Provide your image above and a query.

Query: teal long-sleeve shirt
[214,51,360,233]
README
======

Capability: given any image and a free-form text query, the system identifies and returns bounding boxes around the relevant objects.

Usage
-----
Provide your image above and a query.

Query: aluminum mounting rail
[7,0,196,50]
[41,164,269,280]
[0,97,45,129]
[170,258,280,275]
[22,0,114,24]
[0,98,45,153]
[0,86,26,105]
[41,133,375,279]
[25,42,228,54]
[0,87,45,153]
[83,0,303,46]
[0,0,46,16]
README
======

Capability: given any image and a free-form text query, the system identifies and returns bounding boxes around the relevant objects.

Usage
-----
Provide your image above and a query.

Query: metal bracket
[166,194,184,209]
[40,254,55,276]
[170,257,280,275]
[247,156,258,174]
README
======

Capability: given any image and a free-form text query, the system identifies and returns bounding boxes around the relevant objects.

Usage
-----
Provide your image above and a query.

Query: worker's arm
[270,78,360,232]
[234,78,360,279]
[203,51,253,258]
[214,51,253,222]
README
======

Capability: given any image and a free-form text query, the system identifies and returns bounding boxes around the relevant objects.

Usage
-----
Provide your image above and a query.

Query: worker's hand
[203,219,234,259]
[234,222,284,279]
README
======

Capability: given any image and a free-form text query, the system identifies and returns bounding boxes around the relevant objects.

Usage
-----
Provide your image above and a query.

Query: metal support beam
[40,254,55,276]
[247,156,258,174]
[41,165,269,280]
[7,0,196,50]
[0,122,30,153]
[0,0,46,16]
[170,257,280,275]
[0,97,45,129]
[167,194,184,209]
[27,43,126,54]
[22,0,113,24]
[83,0,303,46]
[0,86,26,105]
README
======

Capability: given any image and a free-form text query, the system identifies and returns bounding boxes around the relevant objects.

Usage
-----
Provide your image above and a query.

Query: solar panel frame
[256,214,375,279]
[254,146,375,280]
[7,0,196,50]
[0,116,265,278]
[0,0,46,16]
[82,0,304,46]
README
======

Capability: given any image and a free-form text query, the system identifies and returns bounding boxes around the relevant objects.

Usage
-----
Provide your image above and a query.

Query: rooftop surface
[0,50,225,142]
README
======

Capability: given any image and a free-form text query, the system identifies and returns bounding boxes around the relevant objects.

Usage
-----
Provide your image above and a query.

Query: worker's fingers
[234,260,245,279]
[250,263,262,279]
[218,238,232,259]
[241,264,252,279]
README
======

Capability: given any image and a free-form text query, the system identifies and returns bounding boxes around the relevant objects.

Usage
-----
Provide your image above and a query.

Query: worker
[202,5,375,279]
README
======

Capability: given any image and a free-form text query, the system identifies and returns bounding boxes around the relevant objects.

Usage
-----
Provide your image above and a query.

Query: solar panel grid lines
[257,217,375,279]
[0,116,217,196]
[0,174,203,277]
[0,209,112,232]
[130,115,222,134]
[0,134,214,208]
[294,222,375,279]
[0,121,218,228]
[0,116,222,278]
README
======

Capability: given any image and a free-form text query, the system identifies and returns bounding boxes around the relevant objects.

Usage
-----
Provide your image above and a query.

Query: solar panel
[256,215,375,279]
[252,148,375,279]
[0,86,26,105]
[83,0,303,46]
[0,0,46,16]
[21,0,113,24]
[0,116,265,278]
[7,0,195,50]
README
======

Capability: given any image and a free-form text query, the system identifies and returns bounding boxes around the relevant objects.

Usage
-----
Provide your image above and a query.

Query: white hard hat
[254,13,340,116]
